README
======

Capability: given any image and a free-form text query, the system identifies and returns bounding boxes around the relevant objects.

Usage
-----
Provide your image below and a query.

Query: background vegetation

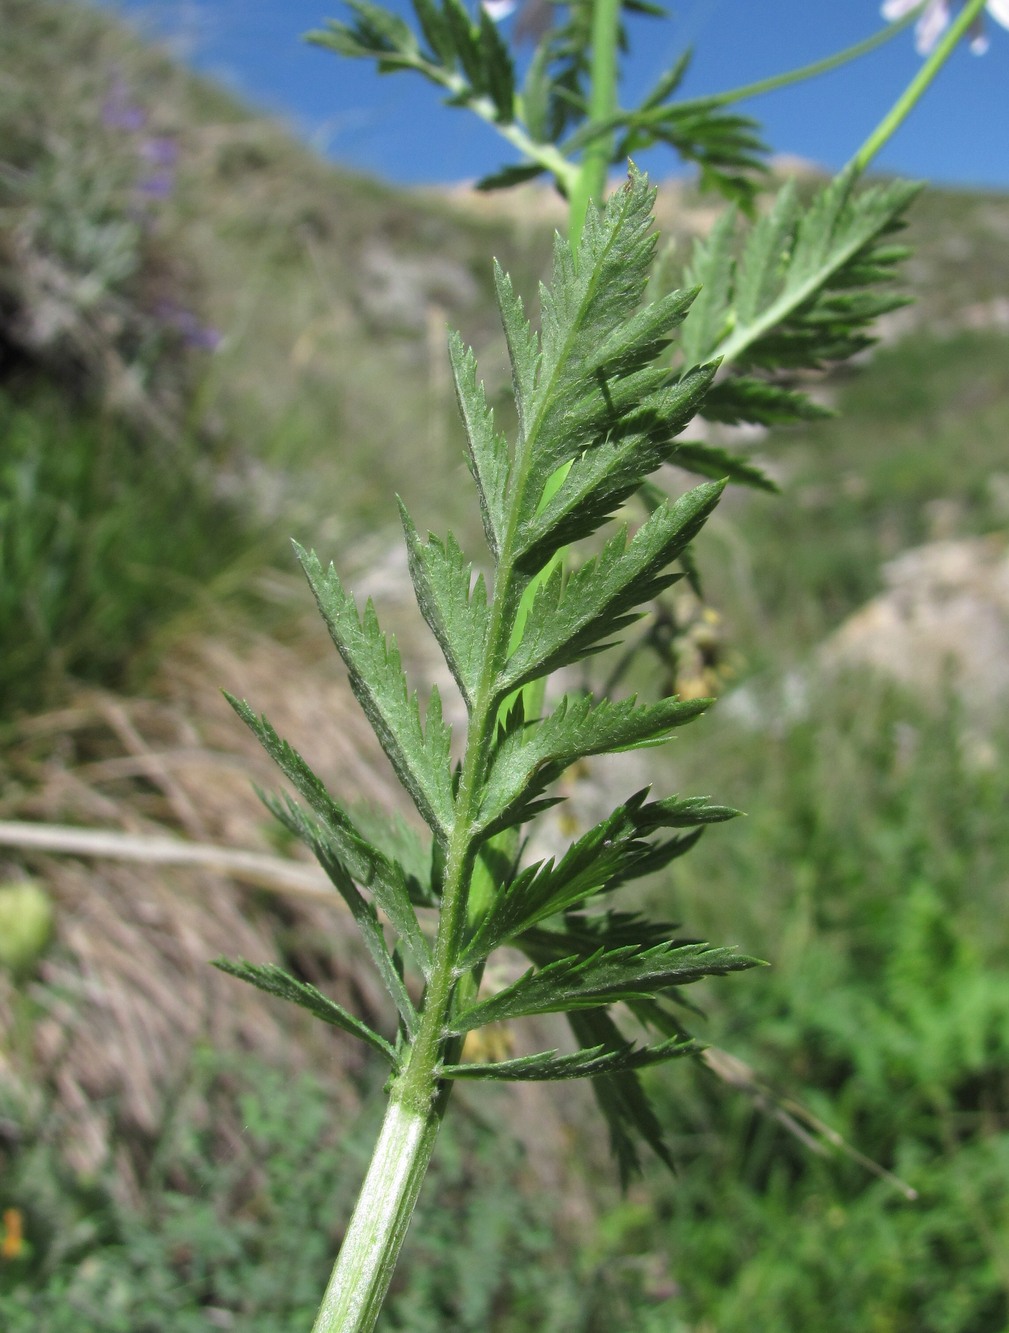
[1,0,1007,1328]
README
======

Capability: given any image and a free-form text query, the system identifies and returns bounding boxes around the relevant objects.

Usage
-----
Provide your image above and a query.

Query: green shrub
[0,383,251,714]
[634,682,1009,1331]
[0,1055,642,1331]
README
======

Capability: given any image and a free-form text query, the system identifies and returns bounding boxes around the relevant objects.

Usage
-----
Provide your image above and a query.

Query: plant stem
[679,8,917,114]
[310,1093,445,1333]
[568,0,622,249]
[310,391,542,1328]
[851,0,987,172]
[436,70,579,195]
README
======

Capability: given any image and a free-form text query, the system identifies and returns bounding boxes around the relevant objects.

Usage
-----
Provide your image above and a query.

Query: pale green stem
[674,8,917,114]
[568,0,622,249]
[310,1096,443,1333]
[851,0,987,172]
[441,77,579,195]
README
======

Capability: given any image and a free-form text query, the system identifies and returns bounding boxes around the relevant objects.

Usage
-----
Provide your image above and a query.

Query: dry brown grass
[0,614,417,1201]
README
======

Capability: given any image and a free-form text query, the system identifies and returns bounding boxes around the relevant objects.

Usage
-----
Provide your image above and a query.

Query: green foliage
[707,326,1009,652]
[309,0,769,205]
[4,4,1007,1325]
[224,170,760,1187]
[212,959,400,1063]
[452,940,755,1029]
[679,170,920,429]
[0,1058,639,1331]
[635,683,1009,1331]
[0,385,250,716]
[221,150,930,1270]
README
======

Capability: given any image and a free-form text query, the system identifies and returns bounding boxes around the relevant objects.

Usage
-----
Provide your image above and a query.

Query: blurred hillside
[1,1,1008,1329]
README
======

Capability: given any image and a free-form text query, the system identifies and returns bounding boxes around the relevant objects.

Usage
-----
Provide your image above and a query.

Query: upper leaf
[452,939,760,1030]
[296,544,455,840]
[401,505,491,711]
[477,691,710,836]
[515,171,702,519]
[213,959,399,1065]
[678,169,920,427]
[513,360,719,572]
[500,479,724,695]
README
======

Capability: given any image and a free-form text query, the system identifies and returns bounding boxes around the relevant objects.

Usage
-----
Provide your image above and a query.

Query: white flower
[481,0,517,20]
[882,0,1009,54]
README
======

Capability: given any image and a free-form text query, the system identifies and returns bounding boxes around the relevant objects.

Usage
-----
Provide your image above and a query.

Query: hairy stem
[310,1094,445,1333]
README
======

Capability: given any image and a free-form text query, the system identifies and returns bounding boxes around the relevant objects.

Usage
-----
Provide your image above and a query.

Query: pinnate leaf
[296,544,455,839]
[501,479,724,694]
[463,787,738,964]
[262,791,424,1024]
[449,331,510,557]
[568,1008,676,1184]
[514,360,719,570]
[401,506,490,711]
[441,1033,698,1081]
[477,692,710,835]
[452,939,760,1031]
[213,959,399,1064]
[678,169,919,426]
[227,696,430,971]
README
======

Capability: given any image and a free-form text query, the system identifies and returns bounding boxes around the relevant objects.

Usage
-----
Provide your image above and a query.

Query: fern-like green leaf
[501,479,724,694]
[463,787,737,964]
[411,0,454,65]
[699,377,832,428]
[477,692,710,835]
[213,959,399,1064]
[308,3,419,67]
[514,360,719,571]
[226,697,430,984]
[477,5,516,123]
[671,440,779,492]
[296,544,455,840]
[568,1007,676,1184]
[517,176,673,507]
[452,939,760,1031]
[400,506,490,711]
[677,169,919,428]
[448,331,510,557]
[441,0,484,91]
[441,1033,698,1081]
[262,790,424,1025]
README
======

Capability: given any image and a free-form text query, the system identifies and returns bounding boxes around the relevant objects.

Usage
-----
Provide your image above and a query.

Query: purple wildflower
[153,300,222,351]
[101,78,146,132]
[140,137,179,168]
[137,170,176,200]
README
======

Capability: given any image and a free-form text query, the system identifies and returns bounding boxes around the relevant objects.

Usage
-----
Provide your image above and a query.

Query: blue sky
[103,1,1009,191]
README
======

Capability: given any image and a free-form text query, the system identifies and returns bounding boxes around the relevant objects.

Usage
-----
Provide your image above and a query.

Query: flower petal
[915,0,951,54]
[881,0,920,16]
